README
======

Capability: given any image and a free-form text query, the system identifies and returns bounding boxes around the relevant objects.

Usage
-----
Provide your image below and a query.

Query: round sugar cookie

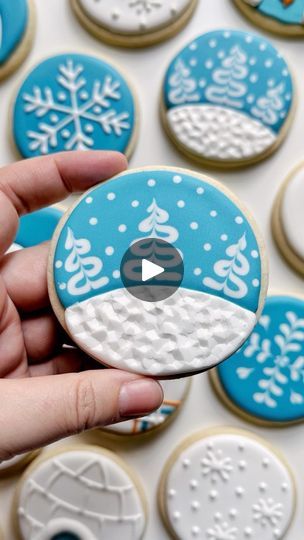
[70,0,198,48]
[0,451,40,478]
[12,53,137,159]
[211,295,304,426]
[14,445,146,540]
[159,427,295,540]
[5,207,63,253]
[161,29,295,169]
[272,162,304,276]
[0,0,35,81]
[103,378,191,436]
[234,0,304,37]
[48,167,267,378]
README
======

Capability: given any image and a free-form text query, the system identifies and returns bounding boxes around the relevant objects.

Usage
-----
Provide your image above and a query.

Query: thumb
[0,370,163,459]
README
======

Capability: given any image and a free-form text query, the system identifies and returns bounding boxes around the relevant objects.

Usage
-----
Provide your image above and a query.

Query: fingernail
[119,379,163,417]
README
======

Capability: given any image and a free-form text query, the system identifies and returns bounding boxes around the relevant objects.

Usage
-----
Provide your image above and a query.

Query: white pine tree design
[64,227,109,296]
[168,59,200,105]
[203,233,250,299]
[251,82,286,126]
[137,198,179,243]
[205,45,248,109]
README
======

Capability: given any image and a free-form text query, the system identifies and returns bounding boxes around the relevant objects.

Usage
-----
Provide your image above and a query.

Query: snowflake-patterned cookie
[234,0,304,37]
[159,428,295,540]
[71,0,198,47]
[212,295,304,425]
[162,29,295,168]
[12,53,137,158]
[48,167,267,377]
[15,445,146,540]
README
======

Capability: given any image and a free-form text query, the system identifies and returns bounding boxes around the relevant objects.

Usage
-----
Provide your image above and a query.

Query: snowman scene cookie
[49,167,267,378]
[104,378,191,436]
[159,428,295,540]
[71,0,198,48]
[234,0,304,37]
[0,0,35,81]
[12,53,137,159]
[162,29,294,168]
[14,446,146,540]
[272,163,304,276]
[212,295,304,426]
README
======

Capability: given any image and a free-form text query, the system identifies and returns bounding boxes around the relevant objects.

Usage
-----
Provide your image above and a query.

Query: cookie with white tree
[12,53,137,158]
[49,167,267,378]
[14,445,146,540]
[159,428,295,540]
[212,294,304,426]
[234,0,304,37]
[162,29,294,168]
[70,0,198,48]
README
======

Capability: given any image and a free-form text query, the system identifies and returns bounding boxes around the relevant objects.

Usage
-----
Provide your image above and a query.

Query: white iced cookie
[159,428,295,540]
[70,0,198,48]
[14,445,146,540]
[272,162,304,276]
[0,451,39,478]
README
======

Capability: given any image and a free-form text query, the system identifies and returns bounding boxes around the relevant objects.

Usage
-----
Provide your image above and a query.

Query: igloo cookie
[103,378,191,436]
[161,29,295,168]
[14,445,146,540]
[0,451,40,478]
[234,0,304,37]
[272,163,304,276]
[71,0,198,48]
[211,295,304,426]
[159,427,295,540]
[0,0,35,81]
[12,53,137,159]
[48,167,267,378]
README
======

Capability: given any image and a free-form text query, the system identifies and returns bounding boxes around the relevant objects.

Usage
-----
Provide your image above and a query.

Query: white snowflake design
[129,0,162,14]
[201,449,233,483]
[237,311,304,408]
[23,59,131,154]
[207,522,237,540]
[252,498,283,527]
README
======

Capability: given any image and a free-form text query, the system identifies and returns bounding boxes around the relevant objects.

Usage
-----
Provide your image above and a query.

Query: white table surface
[0,0,304,539]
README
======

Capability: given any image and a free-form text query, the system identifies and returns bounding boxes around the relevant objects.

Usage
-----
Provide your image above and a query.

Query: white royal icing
[0,453,28,472]
[164,431,295,540]
[167,105,276,162]
[65,287,256,377]
[78,0,192,34]
[281,165,304,261]
[17,449,145,540]
[6,242,22,253]
[242,0,263,6]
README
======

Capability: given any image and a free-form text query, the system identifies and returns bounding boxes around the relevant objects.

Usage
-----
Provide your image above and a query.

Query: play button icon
[120,238,184,302]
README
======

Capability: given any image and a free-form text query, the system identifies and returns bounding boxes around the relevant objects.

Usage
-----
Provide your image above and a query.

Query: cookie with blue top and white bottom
[6,207,63,253]
[210,294,304,426]
[161,29,295,168]
[12,53,138,159]
[48,167,268,378]
[234,0,304,37]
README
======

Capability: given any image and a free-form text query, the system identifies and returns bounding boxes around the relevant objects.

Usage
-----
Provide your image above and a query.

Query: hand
[0,151,163,460]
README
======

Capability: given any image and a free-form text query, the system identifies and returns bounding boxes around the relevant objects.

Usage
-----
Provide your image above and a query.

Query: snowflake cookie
[162,29,295,168]
[159,428,295,540]
[48,167,267,377]
[12,53,137,158]
[0,0,35,80]
[272,162,304,276]
[71,0,198,48]
[14,445,146,540]
[234,0,304,37]
[212,295,304,425]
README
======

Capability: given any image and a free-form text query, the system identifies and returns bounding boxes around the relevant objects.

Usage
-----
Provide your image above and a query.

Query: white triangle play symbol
[142,259,165,282]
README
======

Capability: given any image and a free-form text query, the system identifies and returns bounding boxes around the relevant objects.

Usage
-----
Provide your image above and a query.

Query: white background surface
[0,0,304,539]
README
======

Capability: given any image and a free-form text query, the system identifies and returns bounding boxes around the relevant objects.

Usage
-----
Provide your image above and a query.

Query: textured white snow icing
[167,104,277,162]
[65,287,256,376]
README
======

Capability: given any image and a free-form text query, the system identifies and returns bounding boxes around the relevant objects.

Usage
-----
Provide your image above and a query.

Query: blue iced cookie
[12,53,137,158]
[162,29,295,167]
[212,294,304,425]
[234,0,304,37]
[49,167,267,377]
[0,0,34,80]
[15,207,63,247]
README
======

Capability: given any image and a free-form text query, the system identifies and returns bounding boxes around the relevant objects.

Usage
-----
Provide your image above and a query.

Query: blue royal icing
[217,295,304,423]
[0,0,28,65]
[53,169,262,313]
[13,54,136,158]
[15,207,62,247]
[246,0,304,26]
[163,29,293,136]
